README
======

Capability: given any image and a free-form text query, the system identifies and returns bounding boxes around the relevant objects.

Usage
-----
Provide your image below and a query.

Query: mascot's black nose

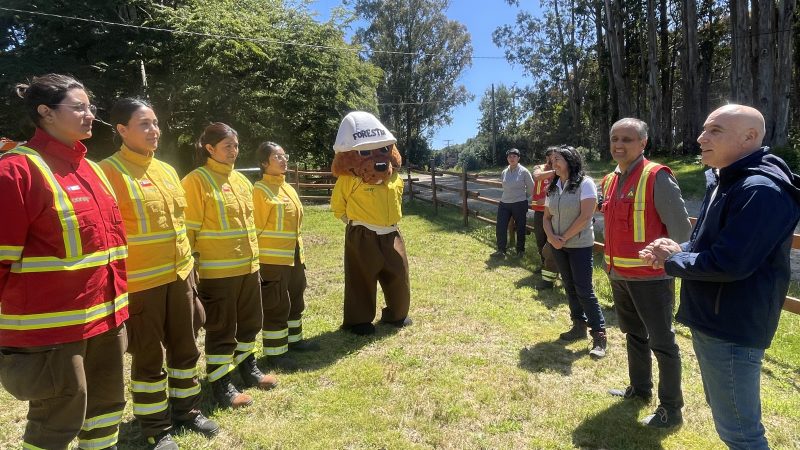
[374,162,388,172]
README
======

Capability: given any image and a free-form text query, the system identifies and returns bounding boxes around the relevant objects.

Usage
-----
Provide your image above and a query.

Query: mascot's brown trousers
[343,224,410,326]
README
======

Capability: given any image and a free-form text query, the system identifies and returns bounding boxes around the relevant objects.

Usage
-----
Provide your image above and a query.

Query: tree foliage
[352,0,473,166]
[0,0,381,173]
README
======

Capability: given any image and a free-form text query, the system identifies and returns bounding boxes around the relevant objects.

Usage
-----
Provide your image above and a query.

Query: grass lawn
[1,202,798,449]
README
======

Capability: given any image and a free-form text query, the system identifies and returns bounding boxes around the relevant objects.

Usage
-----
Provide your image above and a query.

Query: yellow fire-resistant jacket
[99,145,193,293]
[181,158,259,279]
[254,174,304,265]
[331,172,404,226]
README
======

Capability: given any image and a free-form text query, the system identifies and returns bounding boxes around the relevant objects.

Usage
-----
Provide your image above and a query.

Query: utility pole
[491,83,497,165]
[443,139,452,149]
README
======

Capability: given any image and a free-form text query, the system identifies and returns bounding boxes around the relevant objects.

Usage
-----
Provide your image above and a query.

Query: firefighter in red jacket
[599,118,691,429]
[530,147,559,289]
[0,74,128,450]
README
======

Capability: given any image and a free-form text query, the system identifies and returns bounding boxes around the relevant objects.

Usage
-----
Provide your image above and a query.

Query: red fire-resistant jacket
[0,129,128,347]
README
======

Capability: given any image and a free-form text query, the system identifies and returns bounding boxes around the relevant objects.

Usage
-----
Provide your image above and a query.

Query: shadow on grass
[518,339,586,375]
[572,399,675,450]
[256,323,402,373]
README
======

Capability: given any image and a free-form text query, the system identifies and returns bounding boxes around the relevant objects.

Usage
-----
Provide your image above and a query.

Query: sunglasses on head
[358,146,391,157]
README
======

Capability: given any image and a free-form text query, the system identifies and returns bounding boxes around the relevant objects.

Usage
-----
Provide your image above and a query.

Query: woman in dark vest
[543,145,607,358]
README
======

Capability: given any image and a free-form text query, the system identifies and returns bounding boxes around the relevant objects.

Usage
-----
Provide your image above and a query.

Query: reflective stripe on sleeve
[0,293,128,330]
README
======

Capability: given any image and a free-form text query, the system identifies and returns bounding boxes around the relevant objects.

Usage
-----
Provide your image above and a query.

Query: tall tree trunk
[772,0,795,148]
[756,0,776,145]
[553,0,581,135]
[647,0,662,150]
[730,0,753,104]
[604,0,631,117]
[659,0,673,150]
[680,0,701,153]
[698,0,718,117]
[595,0,611,156]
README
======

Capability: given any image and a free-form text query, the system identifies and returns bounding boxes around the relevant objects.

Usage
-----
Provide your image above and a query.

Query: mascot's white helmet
[333,111,396,153]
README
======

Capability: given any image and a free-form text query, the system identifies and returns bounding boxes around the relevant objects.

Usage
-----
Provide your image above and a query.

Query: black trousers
[610,278,684,410]
[496,200,528,253]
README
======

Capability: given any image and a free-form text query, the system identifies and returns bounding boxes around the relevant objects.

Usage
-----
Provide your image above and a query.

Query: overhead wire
[0,6,507,60]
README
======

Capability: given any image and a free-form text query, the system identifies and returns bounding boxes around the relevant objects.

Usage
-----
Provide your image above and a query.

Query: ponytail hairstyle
[255,141,283,176]
[15,73,87,127]
[195,122,238,167]
[547,145,585,194]
[109,97,152,146]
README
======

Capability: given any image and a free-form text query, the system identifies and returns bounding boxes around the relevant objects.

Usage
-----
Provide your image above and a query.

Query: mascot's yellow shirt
[331,172,404,226]
[254,173,304,266]
[99,145,193,293]
[182,158,259,279]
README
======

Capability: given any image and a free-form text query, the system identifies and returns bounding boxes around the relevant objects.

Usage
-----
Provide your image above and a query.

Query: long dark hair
[255,141,282,176]
[195,122,238,167]
[110,97,152,146]
[15,73,86,127]
[547,145,585,194]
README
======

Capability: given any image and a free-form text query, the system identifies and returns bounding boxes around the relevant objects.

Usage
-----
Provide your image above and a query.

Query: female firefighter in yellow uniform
[253,142,319,370]
[181,122,277,409]
[99,98,219,449]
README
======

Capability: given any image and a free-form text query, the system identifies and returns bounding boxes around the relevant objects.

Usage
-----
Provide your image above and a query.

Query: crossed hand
[639,238,683,269]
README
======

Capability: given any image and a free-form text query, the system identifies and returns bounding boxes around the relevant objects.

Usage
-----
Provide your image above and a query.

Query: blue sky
[308,0,540,149]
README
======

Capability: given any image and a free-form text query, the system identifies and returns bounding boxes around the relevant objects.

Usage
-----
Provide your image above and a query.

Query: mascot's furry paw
[331,144,402,184]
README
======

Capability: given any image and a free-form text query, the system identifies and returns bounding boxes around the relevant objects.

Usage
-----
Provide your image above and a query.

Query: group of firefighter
[0,74,316,450]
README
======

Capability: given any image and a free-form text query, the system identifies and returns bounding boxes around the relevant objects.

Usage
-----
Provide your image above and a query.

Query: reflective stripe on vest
[632,162,660,243]
[8,148,127,272]
[104,155,151,234]
[604,254,648,268]
[0,293,128,330]
[254,182,285,231]
[602,161,660,244]
[196,166,231,229]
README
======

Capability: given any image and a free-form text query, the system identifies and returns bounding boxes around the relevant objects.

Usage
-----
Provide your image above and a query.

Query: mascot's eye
[358,150,372,157]
[379,147,390,154]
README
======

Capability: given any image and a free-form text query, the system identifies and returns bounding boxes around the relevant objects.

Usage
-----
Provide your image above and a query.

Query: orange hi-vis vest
[254,174,304,266]
[600,158,670,278]
[0,144,128,346]
[531,174,551,211]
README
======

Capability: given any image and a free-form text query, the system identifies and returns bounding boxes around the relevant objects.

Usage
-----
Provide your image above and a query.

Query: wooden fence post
[461,165,468,226]
[294,164,300,197]
[407,165,414,202]
[430,158,438,214]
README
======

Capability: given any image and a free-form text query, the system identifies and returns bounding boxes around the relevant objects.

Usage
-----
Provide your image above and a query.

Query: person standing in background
[492,148,535,258]
[531,147,559,289]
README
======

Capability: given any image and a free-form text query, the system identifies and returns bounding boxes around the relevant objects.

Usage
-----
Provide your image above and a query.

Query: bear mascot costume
[331,111,412,336]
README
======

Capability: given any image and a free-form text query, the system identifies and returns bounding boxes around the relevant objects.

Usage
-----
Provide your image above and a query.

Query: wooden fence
[406,159,800,316]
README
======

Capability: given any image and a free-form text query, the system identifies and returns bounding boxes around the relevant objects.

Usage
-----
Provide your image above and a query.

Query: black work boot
[589,330,608,359]
[609,385,652,403]
[238,354,278,390]
[641,406,683,429]
[559,320,588,341]
[211,373,253,409]
[146,432,178,450]
[175,412,220,438]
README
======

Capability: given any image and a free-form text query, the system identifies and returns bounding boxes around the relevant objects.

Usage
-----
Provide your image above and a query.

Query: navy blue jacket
[666,147,800,348]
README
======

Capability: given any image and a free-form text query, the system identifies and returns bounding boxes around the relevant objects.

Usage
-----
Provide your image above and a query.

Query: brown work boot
[589,330,608,359]
[559,320,588,341]
[238,354,278,390]
[211,374,252,409]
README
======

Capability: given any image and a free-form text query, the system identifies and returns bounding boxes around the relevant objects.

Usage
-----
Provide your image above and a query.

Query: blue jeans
[551,246,605,332]
[692,329,769,450]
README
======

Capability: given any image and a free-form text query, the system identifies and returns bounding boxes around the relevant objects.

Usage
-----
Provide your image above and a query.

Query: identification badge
[139,178,154,188]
